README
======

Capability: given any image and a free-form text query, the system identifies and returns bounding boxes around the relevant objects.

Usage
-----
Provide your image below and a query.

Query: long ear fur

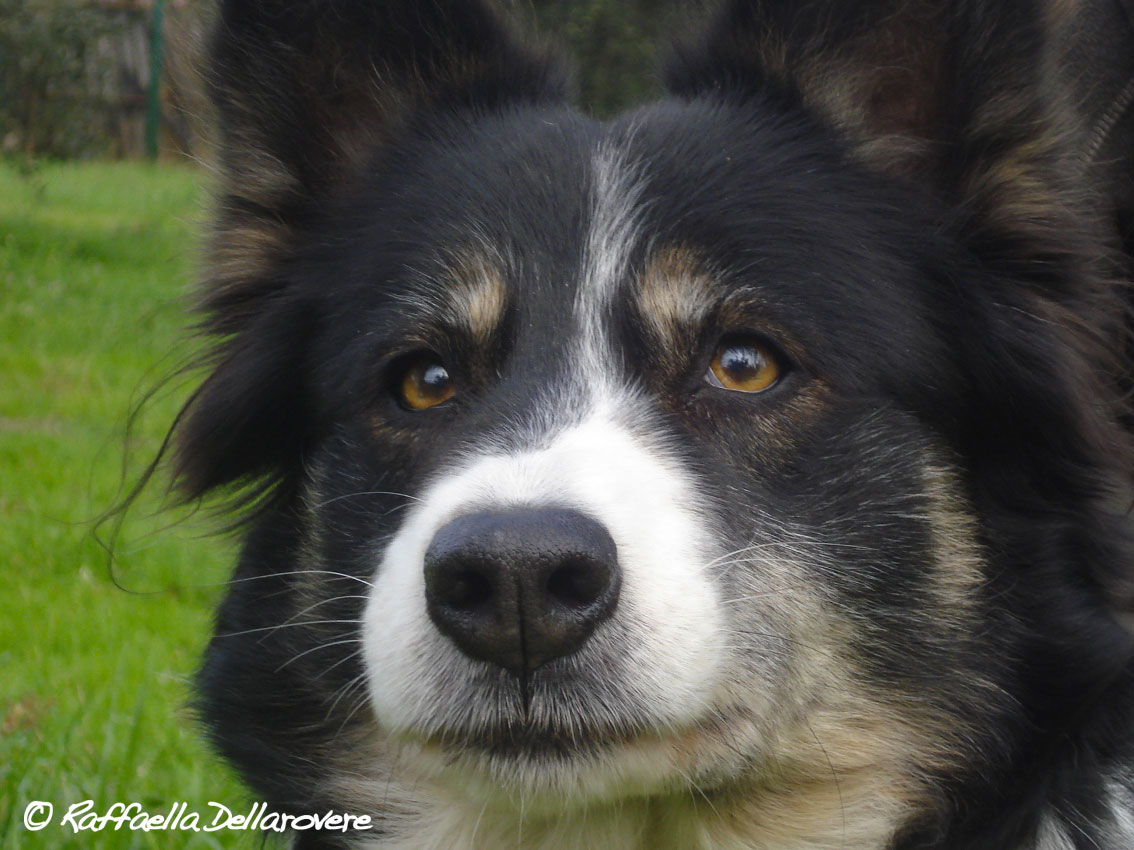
[667,0,1112,291]
[207,0,566,333]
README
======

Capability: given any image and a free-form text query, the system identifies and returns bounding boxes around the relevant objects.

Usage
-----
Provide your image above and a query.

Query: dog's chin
[391,731,686,807]
[427,718,643,761]
[383,707,751,808]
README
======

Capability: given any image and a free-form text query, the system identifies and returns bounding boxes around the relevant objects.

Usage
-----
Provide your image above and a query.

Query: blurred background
[0,0,692,161]
[0,1,690,848]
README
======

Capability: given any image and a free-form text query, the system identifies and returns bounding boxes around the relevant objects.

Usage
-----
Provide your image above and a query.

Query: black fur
[167,1,1134,847]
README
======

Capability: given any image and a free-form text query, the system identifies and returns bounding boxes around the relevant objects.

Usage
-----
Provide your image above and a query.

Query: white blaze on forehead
[1034,815,1076,850]
[363,396,724,733]
[574,143,647,385]
[1107,779,1134,845]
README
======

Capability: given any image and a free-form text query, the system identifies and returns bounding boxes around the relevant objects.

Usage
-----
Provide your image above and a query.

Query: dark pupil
[421,363,450,391]
[722,346,761,376]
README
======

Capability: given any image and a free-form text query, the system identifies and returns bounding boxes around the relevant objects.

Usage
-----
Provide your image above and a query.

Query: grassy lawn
[0,160,266,849]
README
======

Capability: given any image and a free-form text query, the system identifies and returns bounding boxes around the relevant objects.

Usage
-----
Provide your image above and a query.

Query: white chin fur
[362,398,725,777]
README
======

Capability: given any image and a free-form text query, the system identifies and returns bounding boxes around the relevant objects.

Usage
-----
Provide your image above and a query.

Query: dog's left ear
[669,0,1134,629]
[667,0,1099,293]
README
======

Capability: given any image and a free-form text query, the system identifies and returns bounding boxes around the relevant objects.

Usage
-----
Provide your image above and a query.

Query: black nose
[423,509,621,675]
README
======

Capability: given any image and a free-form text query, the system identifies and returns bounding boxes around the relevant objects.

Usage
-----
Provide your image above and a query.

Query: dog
[169,0,1134,847]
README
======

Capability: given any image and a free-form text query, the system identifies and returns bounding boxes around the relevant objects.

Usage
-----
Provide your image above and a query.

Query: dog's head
[178,0,1134,845]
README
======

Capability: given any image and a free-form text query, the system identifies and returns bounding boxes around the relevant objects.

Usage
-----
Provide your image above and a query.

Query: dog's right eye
[396,354,455,411]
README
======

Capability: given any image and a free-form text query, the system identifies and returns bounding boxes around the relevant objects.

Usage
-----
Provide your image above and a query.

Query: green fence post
[145,0,165,159]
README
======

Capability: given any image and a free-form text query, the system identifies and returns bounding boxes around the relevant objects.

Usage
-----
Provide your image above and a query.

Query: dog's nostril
[546,558,609,608]
[449,569,493,610]
[423,509,620,675]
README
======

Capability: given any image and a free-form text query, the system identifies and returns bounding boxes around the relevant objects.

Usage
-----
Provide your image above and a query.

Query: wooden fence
[1,0,213,159]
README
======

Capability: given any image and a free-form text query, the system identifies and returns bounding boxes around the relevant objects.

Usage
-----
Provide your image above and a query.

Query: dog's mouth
[390,693,753,775]
[376,699,762,809]
[365,612,743,788]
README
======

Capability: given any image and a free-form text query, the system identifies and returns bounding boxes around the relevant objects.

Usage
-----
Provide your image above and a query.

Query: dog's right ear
[172,0,564,502]
[206,0,565,331]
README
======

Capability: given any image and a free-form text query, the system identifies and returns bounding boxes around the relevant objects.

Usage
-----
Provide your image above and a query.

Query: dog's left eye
[397,354,456,410]
[706,337,781,393]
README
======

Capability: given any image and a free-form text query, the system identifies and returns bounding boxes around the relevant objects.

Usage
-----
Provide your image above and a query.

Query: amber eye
[706,337,781,393]
[398,354,455,410]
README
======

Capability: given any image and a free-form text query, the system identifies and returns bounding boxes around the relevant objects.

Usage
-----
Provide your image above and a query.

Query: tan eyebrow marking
[440,250,509,343]
[636,245,717,342]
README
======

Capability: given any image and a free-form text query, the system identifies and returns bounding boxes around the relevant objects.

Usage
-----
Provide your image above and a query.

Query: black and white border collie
[168,0,1134,847]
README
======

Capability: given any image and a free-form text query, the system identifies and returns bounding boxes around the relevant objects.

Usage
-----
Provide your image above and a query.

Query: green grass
[0,160,267,849]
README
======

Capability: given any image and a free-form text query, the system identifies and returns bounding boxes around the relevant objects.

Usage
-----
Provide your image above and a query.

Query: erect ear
[666,0,1104,290]
[206,0,566,332]
[173,0,565,501]
[671,1,1134,631]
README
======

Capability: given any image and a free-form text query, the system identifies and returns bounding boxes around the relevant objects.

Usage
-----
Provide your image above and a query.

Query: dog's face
[179,1,1134,847]
[327,105,982,797]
